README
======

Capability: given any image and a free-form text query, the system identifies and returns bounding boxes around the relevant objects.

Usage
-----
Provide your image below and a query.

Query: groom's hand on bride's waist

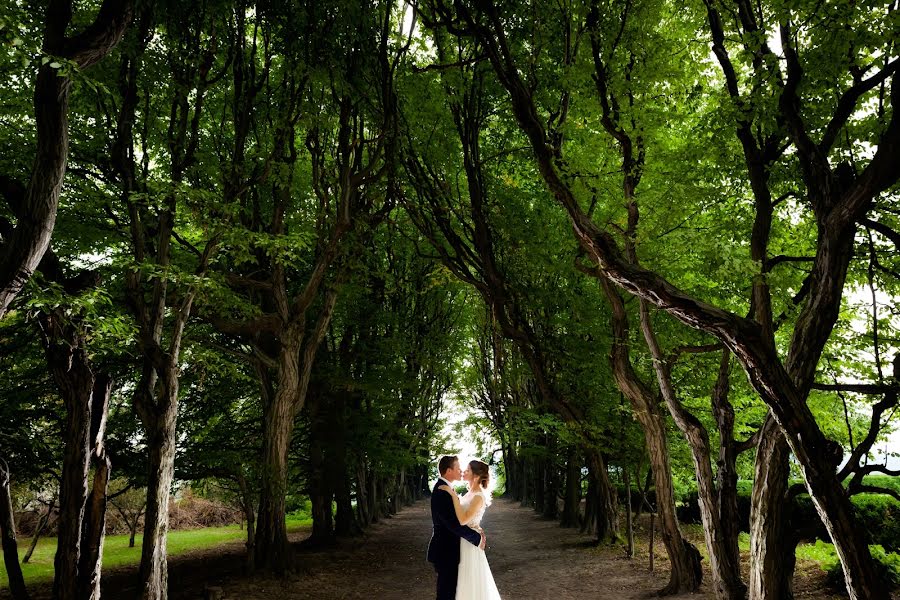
[479,531,486,550]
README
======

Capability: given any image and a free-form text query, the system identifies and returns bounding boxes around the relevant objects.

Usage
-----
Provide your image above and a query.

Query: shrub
[168,493,242,530]
[821,542,900,590]
[852,494,900,553]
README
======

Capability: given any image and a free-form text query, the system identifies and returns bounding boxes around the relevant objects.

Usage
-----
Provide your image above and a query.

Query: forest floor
[4,498,881,599]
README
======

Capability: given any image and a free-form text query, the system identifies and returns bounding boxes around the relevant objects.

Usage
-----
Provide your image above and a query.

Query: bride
[438,459,502,600]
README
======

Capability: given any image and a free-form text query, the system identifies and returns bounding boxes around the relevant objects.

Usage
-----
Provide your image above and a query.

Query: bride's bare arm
[438,485,484,526]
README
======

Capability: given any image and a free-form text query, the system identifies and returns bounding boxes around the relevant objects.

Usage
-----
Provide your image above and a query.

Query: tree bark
[640,307,746,599]
[581,465,597,535]
[78,452,110,600]
[306,392,334,546]
[49,349,93,600]
[542,444,558,520]
[586,450,618,543]
[356,458,371,527]
[533,452,546,516]
[254,380,296,575]
[749,419,796,600]
[0,457,30,600]
[560,446,581,528]
[329,390,358,537]
[39,304,113,600]
[138,383,178,600]
[641,411,703,595]
[624,466,634,558]
[602,280,701,593]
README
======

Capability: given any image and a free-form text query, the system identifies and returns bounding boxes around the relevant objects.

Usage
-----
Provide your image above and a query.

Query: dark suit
[427,479,482,600]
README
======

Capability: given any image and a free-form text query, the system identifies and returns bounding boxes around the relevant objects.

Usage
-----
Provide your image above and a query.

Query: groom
[427,455,485,600]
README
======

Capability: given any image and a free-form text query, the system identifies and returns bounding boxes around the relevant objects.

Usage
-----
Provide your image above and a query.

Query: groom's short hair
[438,455,458,475]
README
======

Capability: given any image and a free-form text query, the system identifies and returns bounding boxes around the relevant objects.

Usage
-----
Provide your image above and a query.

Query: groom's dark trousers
[427,480,482,600]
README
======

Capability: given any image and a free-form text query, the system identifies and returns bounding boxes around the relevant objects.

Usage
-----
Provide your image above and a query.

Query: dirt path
[210,499,713,600]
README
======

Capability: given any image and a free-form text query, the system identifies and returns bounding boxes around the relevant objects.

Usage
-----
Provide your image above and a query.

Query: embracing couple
[427,455,502,600]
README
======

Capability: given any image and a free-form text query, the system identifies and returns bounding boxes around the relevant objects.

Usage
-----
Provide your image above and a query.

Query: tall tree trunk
[749,420,795,600]
[533,453,546,515]
[78,375,112,600]
[251,290,338,572]
[640,410,702,595]
[138,383,178,600]
[581,465,597,536]
[50,352,93,600]
[586,450,618,543]
[41,309,113,600]
[332,393,358,537]
[624,466,634,558]
[640,309,746,600]
[520,456,533,508]
[602,280,701,593]
[78,451,110,600]
[307,398,334,546]
[711,358,745,600]
[368,471,381,523]
[356,459,371,527]
[0,457,30,600]
[542,444,558,520]
[502,446,518,500]
[560,446,581,528]
[254,387,296,574]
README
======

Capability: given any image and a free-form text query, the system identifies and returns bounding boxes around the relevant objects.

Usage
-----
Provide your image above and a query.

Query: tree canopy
[0,1,897,600]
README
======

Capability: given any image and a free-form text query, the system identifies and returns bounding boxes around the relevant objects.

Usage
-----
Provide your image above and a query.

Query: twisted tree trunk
[0,0,132,318]
[602,280,702,594]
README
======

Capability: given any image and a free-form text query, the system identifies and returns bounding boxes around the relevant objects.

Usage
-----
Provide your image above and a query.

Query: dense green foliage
[0,0,897,598]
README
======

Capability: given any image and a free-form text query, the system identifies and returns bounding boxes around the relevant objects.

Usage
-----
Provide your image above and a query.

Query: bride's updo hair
[469,460,490,489]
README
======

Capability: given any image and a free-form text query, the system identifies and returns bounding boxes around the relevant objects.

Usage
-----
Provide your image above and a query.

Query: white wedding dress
[456,489,501,600]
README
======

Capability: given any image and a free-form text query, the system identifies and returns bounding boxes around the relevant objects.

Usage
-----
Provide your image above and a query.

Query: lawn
[1,515,311,588]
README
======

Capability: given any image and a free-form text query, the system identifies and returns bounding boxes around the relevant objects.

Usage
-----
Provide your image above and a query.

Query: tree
[432,0,900,597]
[0,0,132,318]
[205,0,404,572]
[400,46,621,539]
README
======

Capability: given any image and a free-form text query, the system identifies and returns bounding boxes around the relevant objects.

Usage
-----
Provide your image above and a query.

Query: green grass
[796,540,839,566]
[1,516,311,588]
